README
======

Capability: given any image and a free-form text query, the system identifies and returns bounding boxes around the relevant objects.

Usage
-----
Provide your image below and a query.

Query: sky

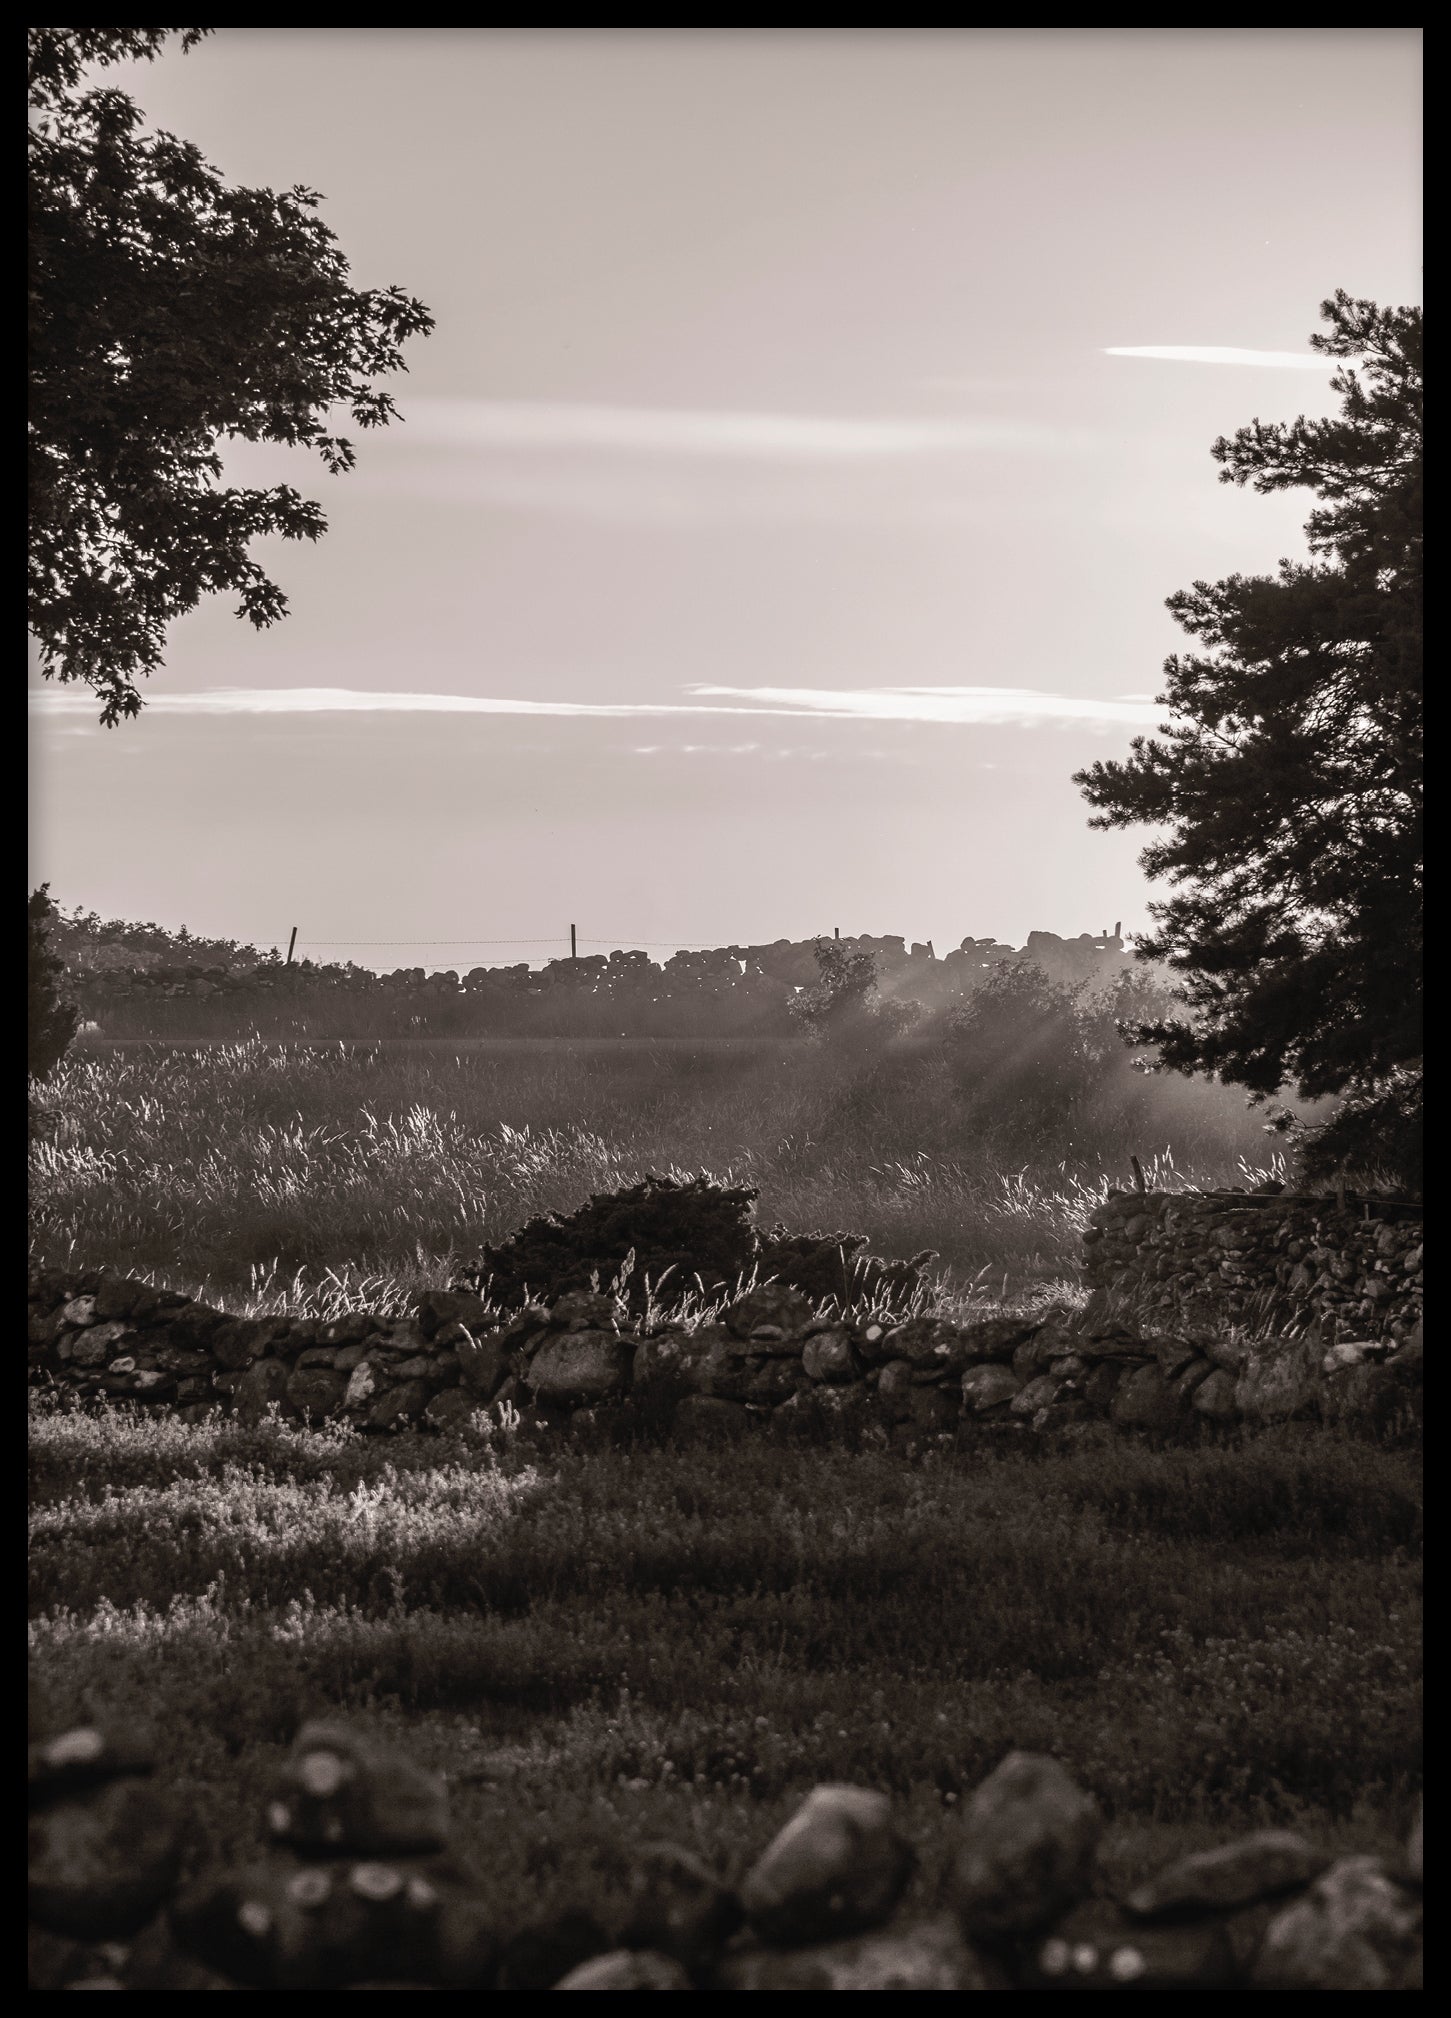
[28,28,1422,967]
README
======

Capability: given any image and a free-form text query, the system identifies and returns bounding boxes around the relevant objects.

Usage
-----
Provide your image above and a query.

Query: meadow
[27,1034,1421,1969]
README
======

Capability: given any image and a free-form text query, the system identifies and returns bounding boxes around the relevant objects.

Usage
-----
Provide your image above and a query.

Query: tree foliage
[29,885,80,1080]
[1076,291,1422,1184]
[789,939,917,1050]
[28,27,434,724]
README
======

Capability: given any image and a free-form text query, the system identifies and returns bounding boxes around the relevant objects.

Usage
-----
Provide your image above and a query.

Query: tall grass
[30,1038,1282,1307]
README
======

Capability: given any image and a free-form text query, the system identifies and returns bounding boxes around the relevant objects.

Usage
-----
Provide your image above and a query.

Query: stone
[547,1290,618,1332]
[706,1345,801,1406]
[29,1778,185,1940]
[64,1320,131,1367]
[740,1785,912,1946]
[716,1914,995,1990]
[873,1359,917,1421]
[724,1283,814,1341]
[1079,1360,1126,1411]
[91,1277,144,1323]
[211,1318,282,1371]
[1029,1898,1236,1988]
[956,1316,1041,1362]
[960,1365,1022,1412]
[554,1948,691,1989]
[286,1366,348,1420]
[801,1330,858,1382]
[671,1394,753,1440]
[230,1357,293,1423]
[527,1331,631,1406]
[496,1910,611,1990]
[60,1295,98,1327]
[1127,1830,1326,1918]
[1234,1334,1323,1421]
[1009,1372,1063,1417]
[1251,1855,1423,1989]
[269,1720,450,1857]
[951,1752,1101,1943]
[29,1727,154,1805]
[1111,1364,1187,1432]
[620,1841,742,1971]
[319,1313,376,1349]
[1191,1368,1239,1419]
[901,1381,960,1435]
[415,1288,492,1339]
[423,1388,479,1433]
[1152,1335,1201,1380]
[365,1379,436,1431]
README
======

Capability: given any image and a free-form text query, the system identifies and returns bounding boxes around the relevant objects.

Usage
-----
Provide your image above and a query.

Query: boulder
[960,1365,1022,1413]
[554,1948,690,1989]
[724,1284,815,1342]
[268,1721,450,1857]
[1127,1830,1326,1918]
[546,1291,618,1333]
[365,1379,436,1431]
[1028,1899,1236,1988]
[951,1752,1101,1942]
[740,1785,912,1946]
[415,1289,492,1340]
[526,1332,630,1406]
[1234,1334,1323,1421]
[801,1330,858,1382]
[29,1778,185,1940]
[286,1365,348,1420]
[1191,1368,1239,1420]
[1111,1364,1187,1432]
[231,1357,293,1423]
[620,1840,742,1971]
[1251,1855,1423,1989]
[717,1914,994,1990]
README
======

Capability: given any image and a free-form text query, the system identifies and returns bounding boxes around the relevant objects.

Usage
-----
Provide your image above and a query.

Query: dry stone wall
[1083,1190,1422,1345]
[27,1262,1423,1445]
[28,1717,1423,1989]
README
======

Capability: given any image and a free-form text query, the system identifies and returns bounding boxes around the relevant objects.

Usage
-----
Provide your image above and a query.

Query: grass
[30,1036,1282,1310]
[28,1397,1421,1939]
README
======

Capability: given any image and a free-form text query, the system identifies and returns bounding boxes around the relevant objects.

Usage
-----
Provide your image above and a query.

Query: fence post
[285,926,297,967]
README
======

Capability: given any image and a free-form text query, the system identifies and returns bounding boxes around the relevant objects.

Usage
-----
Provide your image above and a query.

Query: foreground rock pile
[28,1721,1423,1989]
[1084,1189,1423,1344]
[28,1264,1424,1444]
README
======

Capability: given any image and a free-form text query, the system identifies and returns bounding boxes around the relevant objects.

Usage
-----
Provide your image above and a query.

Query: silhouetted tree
[29,885,80,1079]
[28,28,433,724]
[789,939,917,1050]
[1076,292,1422,1186]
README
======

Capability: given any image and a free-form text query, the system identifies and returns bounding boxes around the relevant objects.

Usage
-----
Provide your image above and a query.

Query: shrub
[28,884,79,1081]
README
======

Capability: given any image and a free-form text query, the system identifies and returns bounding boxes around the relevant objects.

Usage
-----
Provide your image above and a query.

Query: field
[28,1036,1422,1972]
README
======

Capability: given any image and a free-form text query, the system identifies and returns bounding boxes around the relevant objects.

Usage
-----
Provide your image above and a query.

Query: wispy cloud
[1103,346,1328,369]
[32,684,1166,729]
[396,396,1077,461]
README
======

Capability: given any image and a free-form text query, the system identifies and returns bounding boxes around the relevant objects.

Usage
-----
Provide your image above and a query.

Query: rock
[1029,1898,1236,1987]
[60,1295,98,1327]
[951,1752,1101,1943]
[423,1388,479,1433]
[211,1318,282,1371]
[29,1727,154,1805]
[882,1317,970,1372]
[706,1344,801,1406]
[1191,1368,1239,1419]
[230,1357,293,1423]
[319,1313,376,1349]
[65,1322,131,1368]
[1152,1335,1201,1380]
[801,1330,858,1382]
[286,1366,348,1420]
[1111,1364,1186,1432]
[29,1778,185,1940]
[170,1857,476,1989]
[716,1914,994,1990]
[873,1359,917,1421]
[268,1721,450,1857]
[620,1841,741,1971]
[740,1785,912,1946]
[724,1284,815,1342]
[1009,1372,1063,1417]
[1234,1334,1323,1421]
[547,1291,618,1333]
[1078,1360,1126,1411]
[1127,1830,1326,1918]
[527,1332,630,1406]
[960,1365,1022,1412]
[365,1379,436,1431]
[415,1289,491,1340]
[956,1316,1041,1363]
[1203,1334,1250,1372]
[91,1278,144,1323]
[1251,1855,1423,1989]
[554,1948,691,1989]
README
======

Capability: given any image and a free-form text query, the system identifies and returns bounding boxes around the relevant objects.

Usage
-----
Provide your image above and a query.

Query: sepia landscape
[30,28,1420,1992]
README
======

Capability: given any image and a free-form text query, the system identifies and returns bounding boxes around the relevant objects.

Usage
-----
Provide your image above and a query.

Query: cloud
[395,396,1078,461]
[1103,346,1329,369]
[31,683,1167,729]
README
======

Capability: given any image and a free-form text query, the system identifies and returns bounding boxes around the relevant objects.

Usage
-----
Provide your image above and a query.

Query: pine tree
[1076,292,1422,1186]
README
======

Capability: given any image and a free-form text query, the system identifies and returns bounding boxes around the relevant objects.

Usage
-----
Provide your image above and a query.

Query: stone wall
[1083,1190,1423,1345]
[27,1264,1423,1445]
[28,1715,1423,1989]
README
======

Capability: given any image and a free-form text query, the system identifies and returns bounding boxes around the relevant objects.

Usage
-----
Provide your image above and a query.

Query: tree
[1076,292,1422,1187]
[789,939,917,1050]
[28,27,433,725]
[29,885,80,1080]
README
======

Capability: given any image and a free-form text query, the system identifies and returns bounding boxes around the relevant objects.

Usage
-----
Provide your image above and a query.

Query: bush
[28,885,78,1081]
[456,1173,934,1316]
